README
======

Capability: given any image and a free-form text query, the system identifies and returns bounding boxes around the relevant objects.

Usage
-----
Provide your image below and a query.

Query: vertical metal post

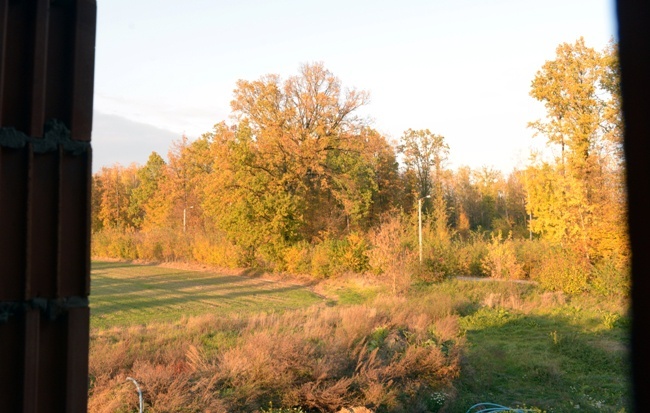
[524,171,533,240]
[418,195,430,263]
[418,197,423,263]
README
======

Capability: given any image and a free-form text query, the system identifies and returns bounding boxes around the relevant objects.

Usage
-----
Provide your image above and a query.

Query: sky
[92,0,617,173]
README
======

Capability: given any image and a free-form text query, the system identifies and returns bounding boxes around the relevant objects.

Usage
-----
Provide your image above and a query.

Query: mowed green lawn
[90,261,324,329]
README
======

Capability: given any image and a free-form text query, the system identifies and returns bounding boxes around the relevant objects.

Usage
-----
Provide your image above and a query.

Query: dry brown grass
[480,289,572,314]
[89,295,461,412]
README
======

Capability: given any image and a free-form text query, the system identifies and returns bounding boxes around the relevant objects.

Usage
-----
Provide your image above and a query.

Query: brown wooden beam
[0,1,95,412]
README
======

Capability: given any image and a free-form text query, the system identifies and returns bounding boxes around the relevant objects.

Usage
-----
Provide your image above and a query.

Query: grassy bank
[423,281,630,413]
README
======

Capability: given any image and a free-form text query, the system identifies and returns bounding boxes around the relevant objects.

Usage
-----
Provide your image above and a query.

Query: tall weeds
[365,214,415,293]
[89,296,461,412]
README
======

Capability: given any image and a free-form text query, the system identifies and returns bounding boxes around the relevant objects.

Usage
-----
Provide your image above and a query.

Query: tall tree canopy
[398,129,449,200]
[201,63,398,261]
[128,151,166,229]
[526,38,626,263]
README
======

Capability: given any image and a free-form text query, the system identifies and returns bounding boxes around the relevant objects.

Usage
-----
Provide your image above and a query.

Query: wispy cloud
[94,93,228,138]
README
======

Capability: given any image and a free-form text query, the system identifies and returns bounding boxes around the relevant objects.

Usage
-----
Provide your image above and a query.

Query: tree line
[92,38,627,295]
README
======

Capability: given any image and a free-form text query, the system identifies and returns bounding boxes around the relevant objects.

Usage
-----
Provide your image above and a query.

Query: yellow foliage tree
[526,38,627,264]
[200,64,400,263]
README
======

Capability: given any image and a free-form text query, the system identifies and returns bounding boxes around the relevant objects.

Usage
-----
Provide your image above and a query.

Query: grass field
[90,261,324,329]
[417,281,631,412]
[89,261,630,412]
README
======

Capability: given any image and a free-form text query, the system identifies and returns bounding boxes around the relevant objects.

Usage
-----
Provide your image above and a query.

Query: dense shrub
[341,232,370,273]
[308,234,371,278]
[310,239,343,278]
[365,214,417,293]
[192,232,241,268]
[92,228,138,260]
[453,233,488,277]
[138,228,193,261]
[590,257,630,298]
[92,224,629,297]
[481,231,524,280]
[514,239,551,278]
[282,241,314,275]
[421,241,460,282]
[530,248,591,294]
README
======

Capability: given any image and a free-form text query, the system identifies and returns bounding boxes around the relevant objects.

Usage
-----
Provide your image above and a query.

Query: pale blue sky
[92,0,617,172]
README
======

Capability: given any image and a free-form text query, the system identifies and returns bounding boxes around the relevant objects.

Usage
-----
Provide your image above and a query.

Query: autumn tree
[201,63,397,262]
[448,166,480,235]
[129,136,210,233]
[472,166,502,230]
[503,170,530,237]
[94,163,139,229]
[91,175,105,233]
[202,121,299,261]
[526,38,627,263]
[445,165,527,237]
[363,129,402,224]
[399,129,450,242]
[398,129,448,200]
[128,151,166,228]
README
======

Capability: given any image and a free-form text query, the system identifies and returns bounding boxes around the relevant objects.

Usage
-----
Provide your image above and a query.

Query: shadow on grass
[90,263,323,326]
[449,309,630,413]
[92,260,160,270]
[240,268,266,278]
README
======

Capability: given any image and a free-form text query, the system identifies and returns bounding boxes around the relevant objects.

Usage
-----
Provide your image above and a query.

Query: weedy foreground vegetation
[88,262,629,413]
[89,261,463,413]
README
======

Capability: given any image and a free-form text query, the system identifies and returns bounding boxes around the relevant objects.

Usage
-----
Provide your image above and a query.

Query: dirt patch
[456,276,538,284]
[593,338,629,354]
